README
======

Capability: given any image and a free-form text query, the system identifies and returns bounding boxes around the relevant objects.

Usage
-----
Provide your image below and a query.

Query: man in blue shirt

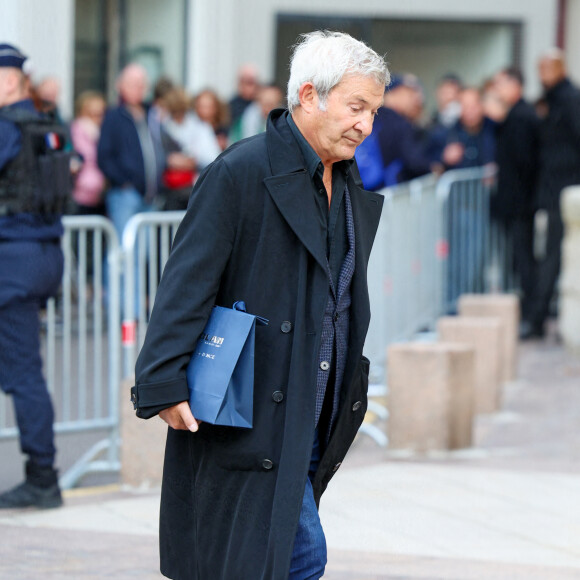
[0,44,65,509]
[440,87,496,169]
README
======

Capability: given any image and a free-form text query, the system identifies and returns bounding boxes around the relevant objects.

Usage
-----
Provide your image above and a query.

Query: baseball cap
[0,43,27,69]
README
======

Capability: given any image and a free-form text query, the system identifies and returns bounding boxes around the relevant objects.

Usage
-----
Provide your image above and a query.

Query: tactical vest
[0,106,72,216]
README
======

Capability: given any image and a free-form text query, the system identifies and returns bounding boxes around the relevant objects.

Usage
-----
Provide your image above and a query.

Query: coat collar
[263,109,383,274]
[263,109,327,270]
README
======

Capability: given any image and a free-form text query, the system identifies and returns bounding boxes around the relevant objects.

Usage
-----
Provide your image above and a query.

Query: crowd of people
[17,48,580,340]
[356,49,580,339]
[0,43,287,511]
[5,45,579,340]
[0,33,579,546]
[61,64,284,231]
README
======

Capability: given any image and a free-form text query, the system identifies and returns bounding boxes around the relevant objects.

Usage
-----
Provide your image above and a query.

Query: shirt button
[332,462,342,472]
[262,459,274,470]
[272,391,284,403]
[280,321,292,333]
[352,401,362,412]
[320,361,330,371]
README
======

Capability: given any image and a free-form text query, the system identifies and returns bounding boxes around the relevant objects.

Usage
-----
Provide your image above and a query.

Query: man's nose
[356,113,374,137]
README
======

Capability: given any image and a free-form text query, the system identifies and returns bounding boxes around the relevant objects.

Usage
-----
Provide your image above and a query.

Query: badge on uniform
[186,301,268,428]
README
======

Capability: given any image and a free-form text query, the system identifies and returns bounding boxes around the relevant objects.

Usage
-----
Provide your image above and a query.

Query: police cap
[0,43,27,70]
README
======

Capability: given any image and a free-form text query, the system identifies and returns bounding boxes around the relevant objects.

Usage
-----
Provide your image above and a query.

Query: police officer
[0,44,66,509]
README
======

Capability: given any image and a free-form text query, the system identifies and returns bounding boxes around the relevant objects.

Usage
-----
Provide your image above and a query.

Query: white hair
[287,30,389,113]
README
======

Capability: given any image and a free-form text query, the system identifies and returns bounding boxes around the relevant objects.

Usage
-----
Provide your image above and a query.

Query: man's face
[460,89,484,131]
[258,86,283,118]
[0,68,23,107]
[436,81,460,111]
[118,66,148,106]
[307,74,384,164]
[238,68,259,101]
[493,73,521,106]
[538,57,565,90]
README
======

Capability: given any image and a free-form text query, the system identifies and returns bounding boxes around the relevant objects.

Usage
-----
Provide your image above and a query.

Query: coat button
[280,321,293,333]
[272,391,284,403]
[332,462,342,472]
[333,312,339,322]
[262,459,274,470]
[352,401,362,412]
[320,361,330,371]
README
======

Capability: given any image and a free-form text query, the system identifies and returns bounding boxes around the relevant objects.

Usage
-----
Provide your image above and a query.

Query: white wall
[185,0,558,102]
[127,0,185,88]
[369,20,516,116]
[0,0,75,119]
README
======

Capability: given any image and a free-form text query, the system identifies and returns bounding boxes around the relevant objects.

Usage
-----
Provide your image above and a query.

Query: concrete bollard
[387,343,475,452]
[120,377,167,488]
[437,317,504,414]
[458,294,519,382]
[560,186,580,353]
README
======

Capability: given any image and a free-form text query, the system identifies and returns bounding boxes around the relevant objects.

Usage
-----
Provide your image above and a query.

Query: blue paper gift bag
[186,301,267,428]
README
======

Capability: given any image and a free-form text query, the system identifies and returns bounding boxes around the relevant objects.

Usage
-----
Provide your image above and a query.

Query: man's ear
[298,82,318,114]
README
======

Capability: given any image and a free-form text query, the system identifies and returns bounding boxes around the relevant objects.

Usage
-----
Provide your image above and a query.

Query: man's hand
[442,142,465,167]
[167,152,196,171]
[159,401,200,432]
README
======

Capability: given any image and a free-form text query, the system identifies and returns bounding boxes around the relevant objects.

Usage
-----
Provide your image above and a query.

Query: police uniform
[0,44,66,509]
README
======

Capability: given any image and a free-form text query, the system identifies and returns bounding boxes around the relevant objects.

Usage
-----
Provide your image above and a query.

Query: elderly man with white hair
[132,31,388,580]
[97,63,159,237]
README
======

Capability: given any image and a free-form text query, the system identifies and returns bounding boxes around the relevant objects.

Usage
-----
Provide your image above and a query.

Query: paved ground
[1,326,580,579]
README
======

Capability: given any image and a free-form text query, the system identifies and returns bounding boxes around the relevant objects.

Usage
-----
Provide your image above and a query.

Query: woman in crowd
[70,91,107,215]
[191,88,230,151]
[161,87,221,210]
[163,87,221,170]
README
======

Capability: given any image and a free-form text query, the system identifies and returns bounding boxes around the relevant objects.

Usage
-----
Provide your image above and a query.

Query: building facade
[0,0,576,119]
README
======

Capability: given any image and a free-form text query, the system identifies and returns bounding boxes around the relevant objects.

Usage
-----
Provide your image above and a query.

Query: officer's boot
[0,460,63,509]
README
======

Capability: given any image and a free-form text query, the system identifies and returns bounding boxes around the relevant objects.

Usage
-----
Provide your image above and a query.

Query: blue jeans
[289,430,327,580]
[105,187,152,318]
[105,187,152,241]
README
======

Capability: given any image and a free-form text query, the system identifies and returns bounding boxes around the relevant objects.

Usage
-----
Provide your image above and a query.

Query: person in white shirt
[163,87,221,172]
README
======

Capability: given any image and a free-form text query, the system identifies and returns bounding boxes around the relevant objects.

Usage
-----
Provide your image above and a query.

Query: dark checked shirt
[287,113,356,438]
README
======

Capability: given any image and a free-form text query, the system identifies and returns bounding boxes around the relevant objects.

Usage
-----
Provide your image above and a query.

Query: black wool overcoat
[133,109,384,580]
[537,78,580,211]
[494,99,539,222]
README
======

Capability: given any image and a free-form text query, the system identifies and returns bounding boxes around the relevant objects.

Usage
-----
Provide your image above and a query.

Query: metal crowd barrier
[0,166,516,486]
[436,165,516,313]
[121,211,185,379]
[361,174,445,445]
[364,173,444,386]
[362,166,514,446]
[118,168,514,449]
[0,215,122,489]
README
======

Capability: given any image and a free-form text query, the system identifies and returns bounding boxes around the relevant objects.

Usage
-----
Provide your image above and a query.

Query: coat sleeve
[132,158,238,418]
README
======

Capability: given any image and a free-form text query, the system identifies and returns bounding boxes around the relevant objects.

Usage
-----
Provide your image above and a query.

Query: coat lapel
[263,111,328,272]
